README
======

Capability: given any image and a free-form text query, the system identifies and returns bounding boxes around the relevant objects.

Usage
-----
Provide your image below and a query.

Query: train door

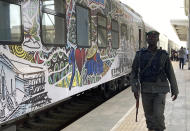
[138,29,142,49]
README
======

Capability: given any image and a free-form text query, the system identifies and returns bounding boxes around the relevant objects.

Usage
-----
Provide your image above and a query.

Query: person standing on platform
[174,51,178,61]
[178,47,186,69]
[130,31,179,131]
[187,48,189,61]
[183,48,187,65]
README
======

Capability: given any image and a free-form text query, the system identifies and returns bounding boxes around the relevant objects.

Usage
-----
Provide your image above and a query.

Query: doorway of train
[138,28,142,49]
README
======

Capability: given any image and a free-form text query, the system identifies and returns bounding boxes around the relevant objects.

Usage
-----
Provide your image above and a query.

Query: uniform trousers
[179,58,184,69]
[141,93,166,131]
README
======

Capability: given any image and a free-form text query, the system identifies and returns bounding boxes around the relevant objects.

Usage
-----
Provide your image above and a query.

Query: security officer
[130,31,179,131]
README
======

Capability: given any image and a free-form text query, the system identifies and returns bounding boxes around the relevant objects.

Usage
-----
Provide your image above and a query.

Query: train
[0,0,179,126]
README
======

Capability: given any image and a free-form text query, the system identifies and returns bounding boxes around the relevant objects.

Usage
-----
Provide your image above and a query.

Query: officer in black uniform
[130,31,179,131]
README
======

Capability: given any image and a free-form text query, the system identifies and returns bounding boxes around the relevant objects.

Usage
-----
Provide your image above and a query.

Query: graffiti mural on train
[0,54,51,122]
[0,0,144,124]
[9,45,35,63]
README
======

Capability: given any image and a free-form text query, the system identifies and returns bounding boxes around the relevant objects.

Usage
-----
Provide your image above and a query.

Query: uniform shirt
[130,48,179,95]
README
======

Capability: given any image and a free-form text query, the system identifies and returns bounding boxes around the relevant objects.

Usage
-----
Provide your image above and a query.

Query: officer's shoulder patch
[136,48,146,54]
[138,48,148,53]
[136,51,140,56]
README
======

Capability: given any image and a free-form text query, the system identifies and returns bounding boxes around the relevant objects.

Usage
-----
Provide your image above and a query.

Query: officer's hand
[171,94,177,101]
[134,92,139,100]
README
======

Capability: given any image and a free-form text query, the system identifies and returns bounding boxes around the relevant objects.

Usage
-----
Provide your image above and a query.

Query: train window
[41,0,66,46]
[97,14,107,48]
[42,0,65,14]
[76,5,91,47]
[0,1,23,44]
[111,20,119,49]
[121,24,128,40]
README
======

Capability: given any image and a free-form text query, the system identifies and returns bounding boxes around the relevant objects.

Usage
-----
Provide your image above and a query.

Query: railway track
[14,84,128,131]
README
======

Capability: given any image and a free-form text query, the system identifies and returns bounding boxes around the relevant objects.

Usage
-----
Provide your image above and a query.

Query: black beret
[146,30,160,36]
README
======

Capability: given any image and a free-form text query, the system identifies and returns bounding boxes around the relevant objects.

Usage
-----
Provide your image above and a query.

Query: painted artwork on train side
[0,0,140,124]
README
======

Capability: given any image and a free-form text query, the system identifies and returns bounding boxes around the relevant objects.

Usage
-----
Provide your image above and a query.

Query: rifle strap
[140,50,158,74]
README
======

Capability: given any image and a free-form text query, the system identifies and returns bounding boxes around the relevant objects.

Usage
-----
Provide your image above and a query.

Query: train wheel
[109,80,118,92]
[100,83,111,99]
[126,75,131,87]
[113,79,119,93]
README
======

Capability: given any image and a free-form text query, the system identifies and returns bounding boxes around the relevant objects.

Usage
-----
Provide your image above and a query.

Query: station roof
[170,0,189,42]
[171,19,188,41]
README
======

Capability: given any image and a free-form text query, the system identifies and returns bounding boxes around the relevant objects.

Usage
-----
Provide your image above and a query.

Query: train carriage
[0,0,146,125]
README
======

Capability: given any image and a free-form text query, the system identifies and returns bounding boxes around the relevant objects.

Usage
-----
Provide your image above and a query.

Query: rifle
[135,51,141,122]
[135,97,139,122]
[135,74,140,122]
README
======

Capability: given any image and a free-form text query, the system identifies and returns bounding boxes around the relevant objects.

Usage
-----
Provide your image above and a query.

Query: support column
[188,0,190,69]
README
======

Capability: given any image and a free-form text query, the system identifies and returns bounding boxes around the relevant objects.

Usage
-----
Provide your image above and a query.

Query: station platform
[61,61,190,131]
